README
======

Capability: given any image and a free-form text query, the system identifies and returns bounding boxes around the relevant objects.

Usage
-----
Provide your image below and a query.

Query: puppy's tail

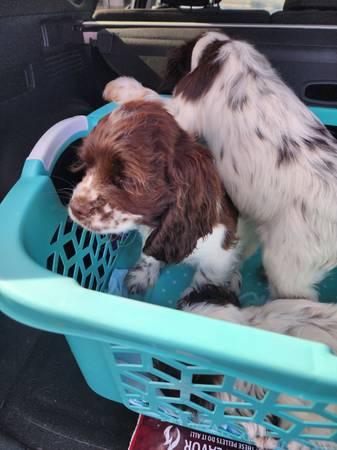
[176,284,251,328]
[177,284,240,310]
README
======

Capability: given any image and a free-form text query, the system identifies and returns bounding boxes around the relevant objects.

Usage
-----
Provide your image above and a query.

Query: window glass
[96,0,132,8]
[95,0,284,12]
[219,0,284,12]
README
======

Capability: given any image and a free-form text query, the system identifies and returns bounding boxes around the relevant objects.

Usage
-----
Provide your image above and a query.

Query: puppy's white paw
[103,76,150,103]
[125,255,161,294]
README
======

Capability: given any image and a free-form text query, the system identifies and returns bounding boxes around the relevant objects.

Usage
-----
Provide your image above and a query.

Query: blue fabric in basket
[107,269,129,297]
[107,265,195,307]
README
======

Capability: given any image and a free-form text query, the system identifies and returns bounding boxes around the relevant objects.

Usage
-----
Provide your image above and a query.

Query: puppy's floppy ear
[143,202,189,264]
[143,131,223,264]
[173,39,225,101]
[159,36,199,93]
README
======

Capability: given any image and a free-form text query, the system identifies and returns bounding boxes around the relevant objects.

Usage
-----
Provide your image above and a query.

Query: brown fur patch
[174,40,227,101]
[159,36,200,93]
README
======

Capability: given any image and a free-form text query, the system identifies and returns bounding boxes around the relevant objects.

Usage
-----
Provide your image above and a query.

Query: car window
[219,0,284,12]
[96,0,284,13]
[96,0,132,8]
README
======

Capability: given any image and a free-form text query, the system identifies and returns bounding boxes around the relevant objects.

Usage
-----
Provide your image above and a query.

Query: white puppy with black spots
[104,31,337,301]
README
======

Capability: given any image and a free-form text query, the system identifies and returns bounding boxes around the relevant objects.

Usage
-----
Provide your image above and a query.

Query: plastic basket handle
[27,116,89,174]
[26,103,119,175]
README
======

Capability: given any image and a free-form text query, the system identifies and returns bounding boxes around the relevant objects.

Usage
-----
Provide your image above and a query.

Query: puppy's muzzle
[69,200,92,220]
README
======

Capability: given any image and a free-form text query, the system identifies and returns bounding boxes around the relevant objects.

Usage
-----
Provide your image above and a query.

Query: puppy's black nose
[69,201,91,219]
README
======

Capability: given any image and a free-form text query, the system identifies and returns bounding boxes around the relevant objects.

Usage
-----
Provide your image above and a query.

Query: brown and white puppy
[104,32,337,302]
[69,100,242,295]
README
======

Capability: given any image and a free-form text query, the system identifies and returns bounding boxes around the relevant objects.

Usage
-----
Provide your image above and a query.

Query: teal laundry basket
[0,102,337,449]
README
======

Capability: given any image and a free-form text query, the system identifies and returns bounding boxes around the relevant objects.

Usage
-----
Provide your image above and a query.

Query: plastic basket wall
[46,218,134,292]
[46,211,337,450]
[94,342,337,450]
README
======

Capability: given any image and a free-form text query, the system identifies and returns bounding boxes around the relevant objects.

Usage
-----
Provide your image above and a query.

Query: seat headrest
[284,0,337,10]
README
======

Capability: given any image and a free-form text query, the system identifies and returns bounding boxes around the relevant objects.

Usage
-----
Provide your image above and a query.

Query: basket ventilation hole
[63,240,76,259]
[276,395,312,408]
[111,237,119,251]
[155,388,180,398]
[98,264,105,278]
[234,379,267,401]
[152,358,181,380]
[266,415,293,430]
[75,226,83,243]
[139,372,167,383]
[84,274,91,289]
[50,227,60,245]
[57,257,65,274]
[172,403,197,415]
[190,394,215,411]
[114,352,141,365]
[121,375,146,393]
[105,247,113,262]
[300,411,337,428]
[325,404,337,418]
[92,237,98,253]
[64,220,73,234]
[68,264,75,278]
[84,233,91,248]
[83,253,92,269]
[47,254,55,270]
[77,270,83,285]
[98,246,105,260]
[303,419,337,436]
[225,408,256,418]
[192,374,224,386]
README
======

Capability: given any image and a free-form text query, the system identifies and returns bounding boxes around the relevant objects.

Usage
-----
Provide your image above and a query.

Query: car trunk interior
[1,0,337,448]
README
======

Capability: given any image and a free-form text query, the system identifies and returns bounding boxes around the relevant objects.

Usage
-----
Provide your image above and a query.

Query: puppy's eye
[109,173,124,189]
[70,160,87,173]
[108,158,125,188]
